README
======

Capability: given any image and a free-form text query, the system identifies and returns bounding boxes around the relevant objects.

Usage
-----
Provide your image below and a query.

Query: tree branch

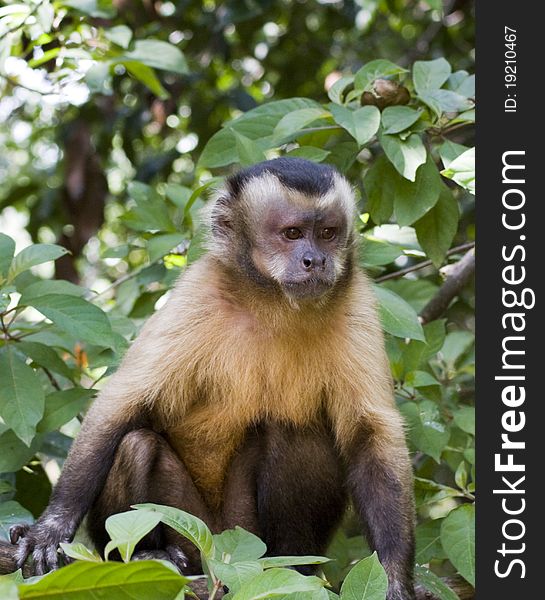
[420,248,475,324]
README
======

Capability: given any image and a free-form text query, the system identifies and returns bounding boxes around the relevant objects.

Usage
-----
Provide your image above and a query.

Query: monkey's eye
[321,228,337,240]
[283,228,303,240]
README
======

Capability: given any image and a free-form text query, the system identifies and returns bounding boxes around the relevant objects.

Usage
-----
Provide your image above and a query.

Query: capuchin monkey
[10,158,415,599]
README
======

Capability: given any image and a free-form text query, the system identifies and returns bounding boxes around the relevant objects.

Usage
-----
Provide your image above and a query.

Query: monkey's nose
[301,253,325,271]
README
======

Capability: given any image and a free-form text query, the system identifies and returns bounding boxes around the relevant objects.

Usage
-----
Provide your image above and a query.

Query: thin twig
[43,367,61,391]
[374,242,475,283]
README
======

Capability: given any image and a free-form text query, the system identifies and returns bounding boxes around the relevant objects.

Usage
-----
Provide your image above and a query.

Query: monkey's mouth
[281,277,334,299]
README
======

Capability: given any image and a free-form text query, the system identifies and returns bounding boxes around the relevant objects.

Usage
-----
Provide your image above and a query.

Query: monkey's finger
[9,523,30,544]
[166,545,189,571]
[45,545,60,571]
[14,539,32,570]
[33,546,47,576]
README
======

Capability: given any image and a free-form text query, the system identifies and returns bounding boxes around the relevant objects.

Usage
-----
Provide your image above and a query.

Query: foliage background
[0,1,475,598]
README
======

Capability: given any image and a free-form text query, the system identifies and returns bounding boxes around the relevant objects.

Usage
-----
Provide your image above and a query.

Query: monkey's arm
[11,306,185,574]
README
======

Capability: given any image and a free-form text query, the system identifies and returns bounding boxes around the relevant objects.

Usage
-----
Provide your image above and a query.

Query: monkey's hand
[10,517,75,574]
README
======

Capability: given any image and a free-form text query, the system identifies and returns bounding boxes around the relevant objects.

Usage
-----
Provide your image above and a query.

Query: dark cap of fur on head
[226,157,338,198]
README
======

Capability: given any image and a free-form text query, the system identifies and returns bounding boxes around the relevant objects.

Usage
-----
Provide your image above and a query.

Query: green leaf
[0,429,42,473]
[440,504,475,586]
[373,286,425,341]
[419,90,473,117]
[62,0,116,18]
[29,294,117,349]
[286,147,330,162]
[441,147,475,194]
[441,331,474,369]
[18,560,188,599]
[273,108,330,142]
[327,75,354,104]
[393,155,443,226]
[414,478,465,509]
[198,98,321,168]
[415,519,446,564]
[233,130,267,166]
[209,559,263,593]
[214,526,267,562]
[59,542,103,563]
[8,244,69,282]
[104,25,132,49]
[363,156,395,224]
[120,40,188,74]
[231,568,325,600]
[0,347,45,446]
[134,503,215,558]
[405,371,440,389]
[124,182,176,232]
[354,59,407,91]
[104,510,162,562]
[439,141,469,169]
[38,388,95,433]
[0,501,34,542]
[0,233,15,281]
[381,107,423,134]
[259,556,331,569]
[359,238,403,267]
[339,552,388,600]
[414,188,459,268]
[449,72,475,98]
[413,58,451,95]
[414,565,460,600]
[0,579,18,600]
[400,400,449,462]
[148,234,185,263]
[85,61,112,94]
[330,105,380,147]
[17,341,74,381]
[124,62,168,99]
[380,133,426,182]
[19,280,87,304]
[453,406,475,436]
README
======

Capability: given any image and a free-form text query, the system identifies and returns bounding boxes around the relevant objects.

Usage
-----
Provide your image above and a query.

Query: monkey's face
[249,196,351,301]
[210,159,356,301]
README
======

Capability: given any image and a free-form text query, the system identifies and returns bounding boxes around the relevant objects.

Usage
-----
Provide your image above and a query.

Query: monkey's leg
[256,423,347,570]
[87,428,216,573]
[346,424,415,600]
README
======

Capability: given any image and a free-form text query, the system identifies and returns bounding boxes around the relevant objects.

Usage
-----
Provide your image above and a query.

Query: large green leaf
[393,155,443,226]
[104,510,163,562]
[17,340,74,380]
[198,98,321,168]
[0,427,42,473]
[453,406,475,436]
[0,233,15,281]
[413,58,451,95]
[59,542,103,563]
[373,286,425,341]
[441,147,475,194]
[29,294,116,349]
[214,526,267,562]
[415,519,446,564]
[104,25,132,49]
[414,565,460,600]
[134,503,215,558]
[381,107,423,135]
[19,280,87,304]
[363,156,395,224]
[380,133,426,182]
[231,568,325,600]
[400,400,449,462]
[359,238,403,267]
[419,90,473,117]
[38,388,95,433]
[0,500,34,542]
[62,0,116,18]
[124,62,168,99]
[233,130,267,166]
[354,59,407,91]
[414,188,459,268]
[208,559,263,593]
[330,105,380,146]
[273,108,331,142]
[18,560,188,599]
[119,40,188,74]
[339,553,388,600]
[440,504,475,586]
[0,347,45,445]
[259,556,331,569]
[8,244,69,282]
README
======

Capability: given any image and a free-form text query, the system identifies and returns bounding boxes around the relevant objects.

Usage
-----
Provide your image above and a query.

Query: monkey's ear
[210,193,235,237]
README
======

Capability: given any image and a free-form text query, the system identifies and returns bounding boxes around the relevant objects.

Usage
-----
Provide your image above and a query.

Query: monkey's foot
[132,545,188,572]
